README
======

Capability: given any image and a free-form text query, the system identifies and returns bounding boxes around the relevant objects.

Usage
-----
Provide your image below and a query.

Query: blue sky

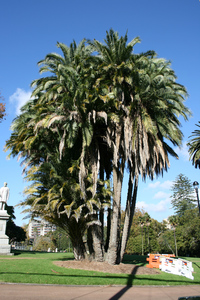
[0,0,200,226]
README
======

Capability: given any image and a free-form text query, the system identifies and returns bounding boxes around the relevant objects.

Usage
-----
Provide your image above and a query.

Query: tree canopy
[5,29,191,264]
[5,205,26,244]
[170,173,196,216]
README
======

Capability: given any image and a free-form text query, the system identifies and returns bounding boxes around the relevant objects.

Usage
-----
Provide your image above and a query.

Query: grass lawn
[0,252,199,286]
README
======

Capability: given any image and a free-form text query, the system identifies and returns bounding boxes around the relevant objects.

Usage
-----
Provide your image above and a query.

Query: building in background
[28,219,56,239]
[163,218,173,230]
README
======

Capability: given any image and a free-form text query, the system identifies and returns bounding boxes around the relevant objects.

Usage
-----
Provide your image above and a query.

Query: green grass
[0,252,199,286]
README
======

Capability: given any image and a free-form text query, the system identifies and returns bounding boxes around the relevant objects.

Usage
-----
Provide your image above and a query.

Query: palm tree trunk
[128,177,138,235]
[106,165,123,265]
[105,207,111,252]
[71,235,86,260]
[87,226,94,259]
[99,162,104,247]
[72,243,86,260]
[174,228,178,257]
[147,225,150,253]
[120,173,133,261]
[68,219,86,260]
[141,226,144,256]
[91,223,104,262]
[120,175,138,261]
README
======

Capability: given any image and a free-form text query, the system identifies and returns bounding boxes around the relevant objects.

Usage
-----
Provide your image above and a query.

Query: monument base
[0,209,13,255]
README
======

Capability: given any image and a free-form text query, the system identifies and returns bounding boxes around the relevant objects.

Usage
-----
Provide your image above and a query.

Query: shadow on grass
[12,250,52,256]
[193,262,200,269]
[54,257,74,261]
[0,269,198,285]
[13,252,37,256]
[108,266,140,300]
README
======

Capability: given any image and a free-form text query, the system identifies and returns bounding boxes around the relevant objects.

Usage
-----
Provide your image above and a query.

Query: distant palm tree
[188,122,200,168]
[138,216,145,255]
[168,215,179,257]
[143,213,151,253]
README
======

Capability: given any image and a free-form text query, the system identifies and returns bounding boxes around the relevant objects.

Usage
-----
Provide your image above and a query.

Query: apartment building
[28,219,56,239]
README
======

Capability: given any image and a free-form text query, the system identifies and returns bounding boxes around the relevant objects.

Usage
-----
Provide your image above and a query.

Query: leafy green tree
[158,209,200,257]
[178,209,200,256]
[46,228,72,252]
[33,236,56,252]
[148,219,164,253]
[158,229,175,255]
[170,174,196,216]
[124,209,164,255]
[5,205,26,244]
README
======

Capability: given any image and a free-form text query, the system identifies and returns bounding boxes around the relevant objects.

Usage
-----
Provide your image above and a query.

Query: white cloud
[153,191,170,199]
[148,181,161,189]
[174,142,190,161]
[148,180,172,190]
[136,201,148,210]
[136,197,171,213]
[9,88,32,115]
[160,180,173,189]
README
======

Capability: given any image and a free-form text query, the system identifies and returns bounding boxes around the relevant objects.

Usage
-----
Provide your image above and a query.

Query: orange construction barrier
[146,253,175,269]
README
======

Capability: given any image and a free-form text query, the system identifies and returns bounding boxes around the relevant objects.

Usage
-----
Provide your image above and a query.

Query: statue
[0,182,10,210]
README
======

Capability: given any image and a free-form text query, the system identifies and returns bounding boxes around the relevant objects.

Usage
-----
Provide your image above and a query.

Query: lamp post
[193,181,200,215]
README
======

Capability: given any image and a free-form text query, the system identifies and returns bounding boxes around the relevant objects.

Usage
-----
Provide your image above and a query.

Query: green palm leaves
[188,122,200,168]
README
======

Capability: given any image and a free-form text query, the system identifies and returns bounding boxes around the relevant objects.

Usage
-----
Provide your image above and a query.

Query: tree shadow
[1,268,198,284]
[193,262,200,269]
[1,263,198,300]
[54,257,74,261]
[108,266,140,300]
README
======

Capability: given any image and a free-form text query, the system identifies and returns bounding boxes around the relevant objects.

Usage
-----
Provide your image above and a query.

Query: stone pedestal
[0,209,12,255]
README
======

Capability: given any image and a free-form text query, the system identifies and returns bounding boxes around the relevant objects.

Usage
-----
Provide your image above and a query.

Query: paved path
[0,283,200,300]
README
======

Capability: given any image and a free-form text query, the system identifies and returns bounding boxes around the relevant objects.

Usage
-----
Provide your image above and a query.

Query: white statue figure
[0,182,10,210]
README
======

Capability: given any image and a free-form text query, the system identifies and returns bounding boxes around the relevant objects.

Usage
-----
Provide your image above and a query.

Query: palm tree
[188,122,200,168]
[168,215,179,257]
[6,39,112,261]
[90,29,190,264]
[6,30,191,264]
[138,215,145,255]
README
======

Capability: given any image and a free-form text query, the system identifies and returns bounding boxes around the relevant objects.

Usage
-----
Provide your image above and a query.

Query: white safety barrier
[159,257,194,280]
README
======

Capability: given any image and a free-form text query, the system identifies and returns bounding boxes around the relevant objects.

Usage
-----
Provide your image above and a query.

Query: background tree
[124,208,200,257]
[46,228,72,252]
[178,208,200,256]
[158,229,175,255]
[138,215,145,255]
[168,215,179,256]
[143,212,151,253]
[124,209,163,255]
[33,236,56,252]
[170,173,196,217]
[5,205,26,244]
